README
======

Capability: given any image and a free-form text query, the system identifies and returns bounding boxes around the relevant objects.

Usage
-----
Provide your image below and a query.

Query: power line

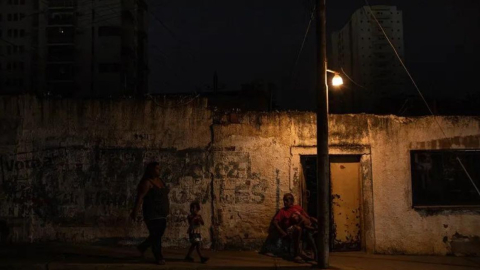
[291,5,316,86]
[340,67,366,89]
[290,4,316,92]
[362,0,480,197]
[72,1,197,63]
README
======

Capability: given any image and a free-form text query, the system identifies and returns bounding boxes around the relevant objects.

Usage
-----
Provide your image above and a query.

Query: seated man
[272,193,317,263]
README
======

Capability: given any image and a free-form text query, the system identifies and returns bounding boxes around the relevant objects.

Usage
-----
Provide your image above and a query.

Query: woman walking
[130,162,170,265]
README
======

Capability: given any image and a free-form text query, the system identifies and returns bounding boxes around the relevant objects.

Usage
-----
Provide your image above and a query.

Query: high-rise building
[0,0,35,94]
[0,0,148,97]
[331,6,408,113]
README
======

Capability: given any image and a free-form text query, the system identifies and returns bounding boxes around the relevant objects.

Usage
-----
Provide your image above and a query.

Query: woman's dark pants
[138,219,167,260]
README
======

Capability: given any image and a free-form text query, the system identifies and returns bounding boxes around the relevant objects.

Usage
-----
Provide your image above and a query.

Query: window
[98,63,121,73]
[47,27,74,43]
[49,12,74,25]
[47,63,74,80]
[49,0,75,8]
[20,29,25,37]
[8,14,12,21]
[98,26,121,37]
[411,150,480,207]
[48,45,74,61]
[13,13,18,21]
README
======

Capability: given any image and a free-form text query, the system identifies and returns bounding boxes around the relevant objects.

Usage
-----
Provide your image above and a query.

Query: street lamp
[327,69,344,87]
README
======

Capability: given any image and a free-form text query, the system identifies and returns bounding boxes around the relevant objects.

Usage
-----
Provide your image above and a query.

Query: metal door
[330,156,361,251]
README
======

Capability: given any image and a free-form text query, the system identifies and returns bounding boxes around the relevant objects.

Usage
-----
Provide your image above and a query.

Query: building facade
[0,0,148,97]
[331,6,408,113]
[1,95,479,256]
[0,0,36,94]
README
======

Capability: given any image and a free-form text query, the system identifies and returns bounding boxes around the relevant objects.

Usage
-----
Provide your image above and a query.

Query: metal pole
[91,0,95,96]
[315,0,330,268]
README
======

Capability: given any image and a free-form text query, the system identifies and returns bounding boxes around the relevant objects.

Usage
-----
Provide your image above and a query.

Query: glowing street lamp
[332,74,343,86]
[327,69,344,87]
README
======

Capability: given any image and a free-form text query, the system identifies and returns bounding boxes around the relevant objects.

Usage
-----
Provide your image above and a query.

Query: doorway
[301,155,362,251]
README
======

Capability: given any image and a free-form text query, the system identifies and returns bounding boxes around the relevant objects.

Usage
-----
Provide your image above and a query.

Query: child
[290,212,317,232]
[290,212,318,261]
[185,202,209,263]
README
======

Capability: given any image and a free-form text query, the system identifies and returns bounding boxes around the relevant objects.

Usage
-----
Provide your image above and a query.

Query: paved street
[1,244,479,269]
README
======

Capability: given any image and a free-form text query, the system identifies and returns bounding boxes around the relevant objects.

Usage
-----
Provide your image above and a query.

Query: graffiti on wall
[214,152,268,206]
[0,147,210,230]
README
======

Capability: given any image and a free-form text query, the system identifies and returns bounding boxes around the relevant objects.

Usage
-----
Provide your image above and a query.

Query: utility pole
[91,0,95,96]
[213,71,218,92]
[315,0,330,268]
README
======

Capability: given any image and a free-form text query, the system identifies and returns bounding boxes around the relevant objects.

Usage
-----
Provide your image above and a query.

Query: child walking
[185,202,209,263]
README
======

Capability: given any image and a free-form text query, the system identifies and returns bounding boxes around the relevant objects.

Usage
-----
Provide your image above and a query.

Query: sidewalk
[1,244,479,270]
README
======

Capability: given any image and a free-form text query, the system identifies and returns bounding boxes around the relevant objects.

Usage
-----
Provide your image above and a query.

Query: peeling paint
[1,96,480,255]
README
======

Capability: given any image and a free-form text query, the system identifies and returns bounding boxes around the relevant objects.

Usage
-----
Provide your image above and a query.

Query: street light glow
[332,74,343,86]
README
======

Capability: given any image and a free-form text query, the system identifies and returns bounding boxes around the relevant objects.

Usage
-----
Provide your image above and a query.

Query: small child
[185,202,209,263]
[290,212,318,261]
[290,212,316,232]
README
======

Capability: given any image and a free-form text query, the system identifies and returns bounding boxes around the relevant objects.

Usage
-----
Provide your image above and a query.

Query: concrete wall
[1,95,479,255]
[0,95,212,247]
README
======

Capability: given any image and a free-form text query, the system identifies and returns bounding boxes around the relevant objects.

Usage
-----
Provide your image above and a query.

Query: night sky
[148,0,480,111]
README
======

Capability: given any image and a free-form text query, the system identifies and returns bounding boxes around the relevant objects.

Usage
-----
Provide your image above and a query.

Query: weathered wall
[1,95,480,255]
[0,95,213,247]
[212,113,480,255]
[368,116,480,255]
